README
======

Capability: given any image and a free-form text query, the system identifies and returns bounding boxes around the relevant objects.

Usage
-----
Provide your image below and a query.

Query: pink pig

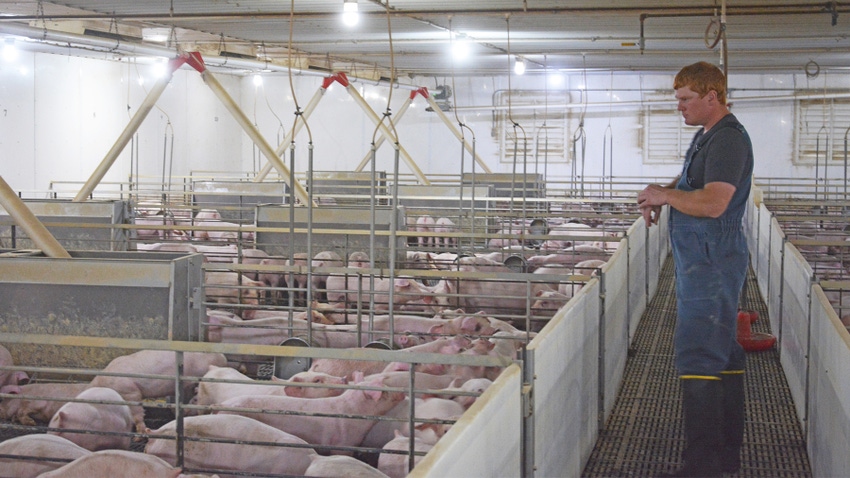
[0,434,91,478]
[217,377,405,454]
[38,449,182,477]
[145,414,318,477]
[48,387,134,451]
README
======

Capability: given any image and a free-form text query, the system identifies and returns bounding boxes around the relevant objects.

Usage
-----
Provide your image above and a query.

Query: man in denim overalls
[638,61,754,477]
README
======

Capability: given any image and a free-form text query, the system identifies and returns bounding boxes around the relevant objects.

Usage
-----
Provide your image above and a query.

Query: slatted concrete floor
[582,257,812,478]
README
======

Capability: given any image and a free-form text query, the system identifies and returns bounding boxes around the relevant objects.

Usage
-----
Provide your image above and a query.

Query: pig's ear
[363,387,383,401]
[13,371,28,384]
[0,385,21,395]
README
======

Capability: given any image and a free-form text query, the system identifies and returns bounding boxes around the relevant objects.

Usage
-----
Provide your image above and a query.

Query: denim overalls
[669,120,751,376]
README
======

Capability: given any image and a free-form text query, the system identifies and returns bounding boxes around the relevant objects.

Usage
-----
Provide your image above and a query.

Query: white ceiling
[2,1,850,82]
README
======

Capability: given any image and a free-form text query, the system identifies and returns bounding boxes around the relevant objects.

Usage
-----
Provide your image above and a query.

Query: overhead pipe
[331,73,430,185]
[0,176,71,258]
[254,77,332,182]
[185,52,315,206]
[0,23,420,91]
[73,54,188,202]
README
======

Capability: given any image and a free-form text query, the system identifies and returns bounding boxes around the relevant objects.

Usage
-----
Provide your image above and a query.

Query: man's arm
[639,181,736,219]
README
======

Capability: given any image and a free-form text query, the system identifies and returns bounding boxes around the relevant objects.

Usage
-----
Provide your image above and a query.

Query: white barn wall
[1,49,848,193]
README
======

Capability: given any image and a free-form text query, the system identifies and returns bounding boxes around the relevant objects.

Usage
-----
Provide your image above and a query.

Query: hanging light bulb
[452,34,470,61]
[3,37,18,62]
[342,0,360,27]
[514,56,526,75]
[253,73,263,87]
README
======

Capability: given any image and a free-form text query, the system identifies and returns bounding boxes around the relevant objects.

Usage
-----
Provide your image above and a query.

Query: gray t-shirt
[684,114,751,190]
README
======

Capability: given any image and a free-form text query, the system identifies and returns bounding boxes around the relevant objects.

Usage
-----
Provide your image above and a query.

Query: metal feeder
[273,337,313,380]
[504,254,528,273]
[364,338,399,350]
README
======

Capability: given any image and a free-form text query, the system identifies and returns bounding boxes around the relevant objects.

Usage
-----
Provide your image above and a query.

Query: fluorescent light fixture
[547,72,565,88]
[342,0,359,27]
[452,35,470,61]
[3,37,18,62]
[142,27,170,43]
[151,59,167,79]
[514,56,526,75]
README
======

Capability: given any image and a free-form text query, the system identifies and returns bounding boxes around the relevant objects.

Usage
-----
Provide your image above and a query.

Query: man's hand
[637,184,668,227]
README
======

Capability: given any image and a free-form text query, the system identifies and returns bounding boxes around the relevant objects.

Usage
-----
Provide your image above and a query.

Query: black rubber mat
[582,256,812,477]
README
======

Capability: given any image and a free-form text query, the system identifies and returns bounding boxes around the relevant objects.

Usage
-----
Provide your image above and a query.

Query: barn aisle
[582,256,812,478]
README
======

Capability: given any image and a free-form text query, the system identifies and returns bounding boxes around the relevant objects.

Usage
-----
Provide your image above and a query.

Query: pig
[361,397,464,451]
[434,217,457,247]
[204,271,265,319]
[285,370,349,399]
[0,434,91,478]
[133,211,186,241]
[377,429,438,478]
[311,250,345,303]
[145,414,318,477]
[195,365,287,408]
[89,350,227,433]
[428,377,493,409]
[0,381,89,426]
[415,215,437,247]
[193,244,239,263]
[216,377,405,454]
[0,344,28,387]
[135,242,199,254]
[304,454,391,477]
[530,289,573,318]
[38,449,182,477]
[325,276,435,311]
[348,251,371,268]
[541,222,606,251]
[574,259,608,275]
[48,387,135,451]
[195,365,346,408]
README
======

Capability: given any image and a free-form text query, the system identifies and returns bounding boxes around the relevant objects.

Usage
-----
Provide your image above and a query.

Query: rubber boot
[719,372,745,474]
[662,377,723,478]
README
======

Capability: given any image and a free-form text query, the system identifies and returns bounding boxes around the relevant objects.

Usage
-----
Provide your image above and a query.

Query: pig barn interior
[1,1,849,477]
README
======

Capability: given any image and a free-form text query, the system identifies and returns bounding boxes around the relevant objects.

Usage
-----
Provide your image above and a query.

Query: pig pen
[255,204,408,268]
[0,250,203,369]
[746,190,850,477]
[0,334,513,477]
[0,199,130,251]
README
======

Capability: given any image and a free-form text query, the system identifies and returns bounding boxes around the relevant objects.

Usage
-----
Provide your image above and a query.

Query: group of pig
[134,207,254,243]
[0,343,499,477]
[783,223,850,329]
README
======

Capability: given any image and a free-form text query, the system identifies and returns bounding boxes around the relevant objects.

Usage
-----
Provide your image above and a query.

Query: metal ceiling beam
[2,4,849,22]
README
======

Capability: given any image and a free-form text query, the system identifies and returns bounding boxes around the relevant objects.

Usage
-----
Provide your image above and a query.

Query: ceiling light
[142,27,170,43]
[547,72,565,88]
[253,74,263,87]
[3,37,18,62]
[514,57,526,75]
[342,0,359,27]
[452,35,470,61]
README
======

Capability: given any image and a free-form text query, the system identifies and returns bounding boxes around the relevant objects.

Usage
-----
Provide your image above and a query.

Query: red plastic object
[739,332,777,352]
[738,309,759,323]
[737,311,776,352]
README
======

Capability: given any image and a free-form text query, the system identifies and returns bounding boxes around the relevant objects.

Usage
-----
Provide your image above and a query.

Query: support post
[74,55,189,202]
[0,176,71,258]
[254,77,332,182]
[424,91,493,174]
[185,52,315,207]
[333,73,430,185]
[353,88,419,172]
